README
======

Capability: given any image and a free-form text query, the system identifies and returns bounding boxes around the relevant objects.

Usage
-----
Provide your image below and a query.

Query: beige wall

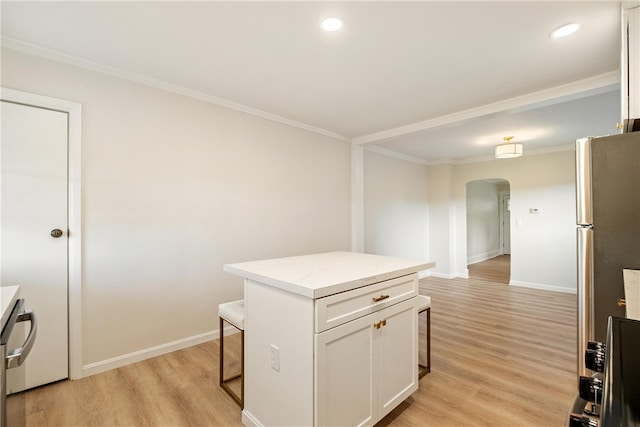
[361,146,576,291]
[427,164,454,276]
[363,149,429,261]
[438,150,577,292]
[466,180,502,263]
[1,45,580,379]
[2,48,352,371]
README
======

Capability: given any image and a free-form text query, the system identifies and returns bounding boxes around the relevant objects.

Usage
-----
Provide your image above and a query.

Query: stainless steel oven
[568,317,640,427]
[1,299,37,427]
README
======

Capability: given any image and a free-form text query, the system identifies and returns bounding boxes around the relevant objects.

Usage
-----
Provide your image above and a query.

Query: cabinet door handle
[373,319,387,329]
[372,294,390,303]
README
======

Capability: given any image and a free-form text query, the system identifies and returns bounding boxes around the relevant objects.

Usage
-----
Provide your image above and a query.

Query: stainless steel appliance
[569,317,640,426]
[569,132,640,426]
[576,132,640,375]
[1,299,37,427]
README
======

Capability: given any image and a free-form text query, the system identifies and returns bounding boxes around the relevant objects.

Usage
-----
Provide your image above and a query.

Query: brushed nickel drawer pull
[372,294,390,303]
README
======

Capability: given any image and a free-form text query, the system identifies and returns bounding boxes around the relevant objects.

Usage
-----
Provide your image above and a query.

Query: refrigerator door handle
[6,309,37,370]
[576,138,593,226]
[577,226,594,379]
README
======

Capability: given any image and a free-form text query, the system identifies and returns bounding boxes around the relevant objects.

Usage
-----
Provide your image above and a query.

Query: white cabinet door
[315,312,377,427]
[315,297,418,426]
[377,298,418,419]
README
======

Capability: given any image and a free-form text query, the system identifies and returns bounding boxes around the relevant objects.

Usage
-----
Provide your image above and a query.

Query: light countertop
[1,286,21,333]
[224,251,435,299]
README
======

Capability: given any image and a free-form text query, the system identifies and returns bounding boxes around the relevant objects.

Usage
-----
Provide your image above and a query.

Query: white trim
[364,145,429,165]
[417,270,431,279]
[2,36,350,144]
[350,145,365,252]
[498,191,511,256]
[82,330,218,378]
[622,3,640,120]
[434,143,575,166]
[0,87,83,380]
[509,280,576,294]
[242,409,262,427]
[353,72,620,145]
[425,271,458,280]
[467,250,501,265]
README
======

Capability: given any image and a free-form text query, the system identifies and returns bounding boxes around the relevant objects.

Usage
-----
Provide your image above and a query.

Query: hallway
[468,255,511,283]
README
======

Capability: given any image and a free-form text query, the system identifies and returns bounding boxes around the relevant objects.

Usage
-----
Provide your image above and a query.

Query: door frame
[498,191,510,255]
[1,87,83,380]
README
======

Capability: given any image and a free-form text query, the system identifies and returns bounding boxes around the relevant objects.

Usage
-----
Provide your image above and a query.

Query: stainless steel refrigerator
[576,132,640,378]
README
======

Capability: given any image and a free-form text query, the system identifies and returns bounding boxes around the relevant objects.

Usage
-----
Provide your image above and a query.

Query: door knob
[50,229,63,238]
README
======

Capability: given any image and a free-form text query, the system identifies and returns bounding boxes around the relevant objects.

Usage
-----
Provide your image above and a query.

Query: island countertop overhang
[1,285,20,333]
[223,251,435,299]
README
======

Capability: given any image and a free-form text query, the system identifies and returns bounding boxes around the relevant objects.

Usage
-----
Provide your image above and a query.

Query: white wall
[431,150,577,292]
[363,149,429,262]
[360,147,577,291]
[427,164,454,277]
[466,180,501,264]
[1,48,352,373]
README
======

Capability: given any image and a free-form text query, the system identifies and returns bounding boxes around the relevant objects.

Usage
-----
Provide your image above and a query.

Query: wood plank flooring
[21,260,577,426]
[467,254,511,284]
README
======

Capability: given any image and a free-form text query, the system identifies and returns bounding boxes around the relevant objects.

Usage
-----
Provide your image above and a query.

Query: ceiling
[1,1,623,163]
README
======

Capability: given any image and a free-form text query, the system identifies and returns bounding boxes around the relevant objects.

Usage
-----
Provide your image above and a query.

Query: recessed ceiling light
[550,23,580,39]
[322,17,343,32]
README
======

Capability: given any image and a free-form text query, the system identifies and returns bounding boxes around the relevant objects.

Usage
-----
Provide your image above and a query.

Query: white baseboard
[425,271,459,279]
[81,328,230,378]
[510,280,576,294]
[467,250,501,265]
[242,409,262,427]
[418,270,431,279]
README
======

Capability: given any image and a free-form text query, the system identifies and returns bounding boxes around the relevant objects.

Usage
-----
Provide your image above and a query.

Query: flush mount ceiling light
[322,17,343,32]
[495,136,524,159]
[550,23,580,39]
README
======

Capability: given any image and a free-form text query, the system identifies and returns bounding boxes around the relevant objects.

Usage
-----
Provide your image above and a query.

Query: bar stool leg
[219,316,224,388]
[426,307,431,373]
[240,329,244,408]
[419,307,431,378]
[219,317,244,408]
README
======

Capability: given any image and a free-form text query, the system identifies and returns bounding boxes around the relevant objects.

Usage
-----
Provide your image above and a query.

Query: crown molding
[352,71,620,145]
[363,145,429,165]
[1,36,351,143]
[447,143,575,166]
[1,36,613,160]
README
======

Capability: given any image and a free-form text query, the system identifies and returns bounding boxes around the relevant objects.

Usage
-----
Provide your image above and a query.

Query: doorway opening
[465,179,511,283]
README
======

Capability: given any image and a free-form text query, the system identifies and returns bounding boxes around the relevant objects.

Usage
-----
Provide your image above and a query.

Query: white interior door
[500,193,511,255]
[1,100,69,392]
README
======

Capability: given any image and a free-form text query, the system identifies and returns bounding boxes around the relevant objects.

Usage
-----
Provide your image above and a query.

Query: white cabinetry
[622,3,640,127]
[315,297,418,427]
[224,251,434,427]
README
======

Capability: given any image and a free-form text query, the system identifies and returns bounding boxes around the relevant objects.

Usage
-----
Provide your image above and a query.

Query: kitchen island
[1,286,20,333]
[224,251,435,427]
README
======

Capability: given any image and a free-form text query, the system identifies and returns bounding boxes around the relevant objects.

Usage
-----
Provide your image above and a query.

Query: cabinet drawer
[315,274,417,333]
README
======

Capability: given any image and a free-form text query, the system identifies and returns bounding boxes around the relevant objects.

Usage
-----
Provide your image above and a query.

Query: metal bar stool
[417,295,431,378]
[218,299,244,408]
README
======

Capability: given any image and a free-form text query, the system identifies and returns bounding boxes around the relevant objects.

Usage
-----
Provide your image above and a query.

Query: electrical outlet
[271,344,280,372]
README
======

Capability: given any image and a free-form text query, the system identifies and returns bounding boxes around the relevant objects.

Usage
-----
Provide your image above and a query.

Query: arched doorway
[465,178,511,283]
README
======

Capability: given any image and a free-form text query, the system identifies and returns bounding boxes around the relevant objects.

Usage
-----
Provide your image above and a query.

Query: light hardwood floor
[467,254,511,284]
[22,261,577,426]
